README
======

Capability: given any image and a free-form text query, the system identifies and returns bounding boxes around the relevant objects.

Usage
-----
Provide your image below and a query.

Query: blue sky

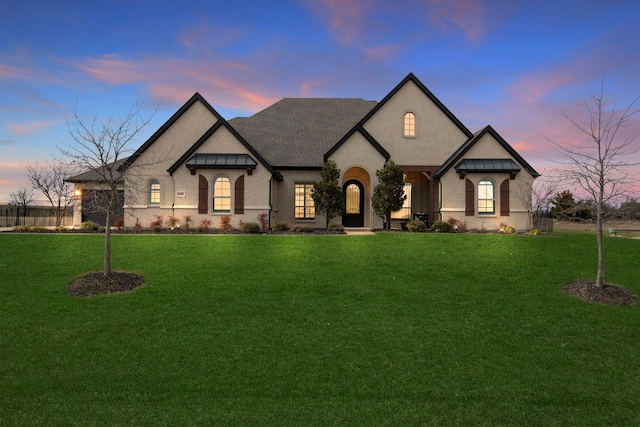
[1,0,639,202]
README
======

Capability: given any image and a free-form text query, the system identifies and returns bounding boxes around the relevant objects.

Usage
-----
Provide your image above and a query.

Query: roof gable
[355,73,473,139]
[167,120,282,180]
[435,125,539,178]
[324,125,389,162]
[121,93,223,170]
[232,98,377,168]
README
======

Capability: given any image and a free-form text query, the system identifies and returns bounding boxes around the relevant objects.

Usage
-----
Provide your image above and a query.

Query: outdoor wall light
[74,189,82,196]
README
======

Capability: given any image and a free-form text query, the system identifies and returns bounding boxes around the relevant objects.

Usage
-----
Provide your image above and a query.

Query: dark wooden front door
[342,180,364,227]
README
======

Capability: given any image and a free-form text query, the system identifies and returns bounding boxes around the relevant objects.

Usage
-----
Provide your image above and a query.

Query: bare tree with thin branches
[26,161,76,227]
[59,103,154,276]
[551,79,640,287]
[9,188,34,226]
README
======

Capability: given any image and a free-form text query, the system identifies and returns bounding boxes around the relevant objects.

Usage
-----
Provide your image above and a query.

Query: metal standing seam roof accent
[186,154,258,169]
[454,158,521,173]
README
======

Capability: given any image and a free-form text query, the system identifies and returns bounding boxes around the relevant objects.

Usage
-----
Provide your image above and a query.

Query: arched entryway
[342,180,364,227]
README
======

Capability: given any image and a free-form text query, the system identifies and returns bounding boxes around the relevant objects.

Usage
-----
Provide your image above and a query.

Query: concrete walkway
[343,228,376,235]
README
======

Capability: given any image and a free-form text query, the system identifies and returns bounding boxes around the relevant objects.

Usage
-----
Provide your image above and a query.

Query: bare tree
[517,177,557,231]
[26,161,76,227]
[59,103,153,276]
[9,188,34,225]
[552,79,640,287]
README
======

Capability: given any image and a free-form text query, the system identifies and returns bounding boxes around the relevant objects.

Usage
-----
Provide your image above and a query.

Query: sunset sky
[1,0,639,203]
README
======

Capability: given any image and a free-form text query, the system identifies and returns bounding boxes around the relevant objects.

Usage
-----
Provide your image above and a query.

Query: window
[404,112,416,137]
[478,178,495,214]
[345,183,360,214]
[295,183,315,219]
[148,180,160,205]
[391,183,412,219]
[213,175,231,213]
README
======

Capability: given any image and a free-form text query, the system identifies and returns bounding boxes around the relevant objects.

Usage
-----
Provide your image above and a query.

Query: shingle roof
[65,157,129,183]
[232,98,378,168]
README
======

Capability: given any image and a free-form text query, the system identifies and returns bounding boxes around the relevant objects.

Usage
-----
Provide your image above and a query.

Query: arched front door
[342,180,364,227]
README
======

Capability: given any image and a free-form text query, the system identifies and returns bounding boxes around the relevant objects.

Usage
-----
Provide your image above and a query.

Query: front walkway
[343,228,375,235]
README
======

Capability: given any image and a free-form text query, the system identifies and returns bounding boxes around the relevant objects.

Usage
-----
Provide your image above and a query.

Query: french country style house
[68,73,539,231]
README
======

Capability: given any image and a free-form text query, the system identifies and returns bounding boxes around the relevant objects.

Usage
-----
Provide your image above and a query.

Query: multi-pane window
[404,112,416,137]
[478,178,495,214]
[213,176,231,213]
[294,183,315,219]
[149,179,160,205]
[392,183,412,219]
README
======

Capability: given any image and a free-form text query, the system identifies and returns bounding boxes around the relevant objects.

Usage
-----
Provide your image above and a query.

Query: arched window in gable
[213,175,231,213]
[404,112,416,137]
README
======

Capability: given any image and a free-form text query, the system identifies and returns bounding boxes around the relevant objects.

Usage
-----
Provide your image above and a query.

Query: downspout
[268,176,273,230]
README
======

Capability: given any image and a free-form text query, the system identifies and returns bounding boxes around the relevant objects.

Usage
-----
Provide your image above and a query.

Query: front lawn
[1,233,639,425]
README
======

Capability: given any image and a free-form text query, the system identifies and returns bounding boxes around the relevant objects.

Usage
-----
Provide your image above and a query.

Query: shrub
[219,215,233,231]
[183,215,192,231]
[133,219,143,233]
[150,215,163,233]
[431,221,451,233]
[242,222,261,234]
[272,221,289,232]
[257,213,269,231]
[199,217,213,231]
[166,215,180,230]
[447,217,467,232]
[114,217,124,230]
[327,222,344,232]
[291,225,314,233]
[54,225,67,232]
[499,223,516,234]
[406,219,427,232]
[81,221,99,231]
[526,228,541,236]
[13,225,30,232]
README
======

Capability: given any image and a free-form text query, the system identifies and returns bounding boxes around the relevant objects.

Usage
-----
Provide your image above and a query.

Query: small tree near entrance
[312,160,345,228]
[372,160,406,230]
[9,188,34,226]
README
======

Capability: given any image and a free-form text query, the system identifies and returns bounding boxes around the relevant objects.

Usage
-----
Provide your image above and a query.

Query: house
[69,73,539,231]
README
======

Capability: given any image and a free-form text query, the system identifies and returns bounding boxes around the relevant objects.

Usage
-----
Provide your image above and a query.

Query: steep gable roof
[167,120,282,180]
[434,125,540,178]
[324,125,390,162]
[121,93,223,171]
[232,98,377,168]
[354,73,474,139]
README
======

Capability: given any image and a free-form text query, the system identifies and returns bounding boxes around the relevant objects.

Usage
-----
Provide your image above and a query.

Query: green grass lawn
[1,232,640,426]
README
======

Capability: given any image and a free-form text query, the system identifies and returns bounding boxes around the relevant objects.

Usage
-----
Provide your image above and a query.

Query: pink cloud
[425,0,488,40]
[314,0,373,45]
[7,121,59,137]
[0,62,34,79]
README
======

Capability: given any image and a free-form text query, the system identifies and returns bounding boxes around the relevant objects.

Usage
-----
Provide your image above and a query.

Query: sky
[1,0,640,203]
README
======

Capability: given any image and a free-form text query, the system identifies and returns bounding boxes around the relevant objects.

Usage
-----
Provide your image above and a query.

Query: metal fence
[0,204,74,227]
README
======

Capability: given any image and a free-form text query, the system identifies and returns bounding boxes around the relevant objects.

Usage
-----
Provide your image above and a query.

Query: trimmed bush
[272,221,289,232]
[406,219,427,232]
[291,225,314,233]
[81,221,99,231]
[327,222,344,232]
[242,222,261,234]
[431,221,451,233]
[499,223,516,234]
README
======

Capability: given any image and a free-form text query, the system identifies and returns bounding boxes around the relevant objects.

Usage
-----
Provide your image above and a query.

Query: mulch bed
[561,280,637,306]
[67,271,146,297]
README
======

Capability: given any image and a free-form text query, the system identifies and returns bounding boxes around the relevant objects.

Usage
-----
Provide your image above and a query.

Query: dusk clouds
[1,0,639,202]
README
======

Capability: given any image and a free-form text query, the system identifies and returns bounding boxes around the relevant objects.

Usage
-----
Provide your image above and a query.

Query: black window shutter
[234,175,245,214]
[465,179,474,216]
[500,179,510,216]
[198,175,208,214]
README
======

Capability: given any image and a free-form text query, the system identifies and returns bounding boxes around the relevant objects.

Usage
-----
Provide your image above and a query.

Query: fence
[0,204,74,227]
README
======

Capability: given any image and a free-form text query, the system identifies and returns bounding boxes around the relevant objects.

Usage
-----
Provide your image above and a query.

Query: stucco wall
[439,133,535,231]
[362,80,469,166]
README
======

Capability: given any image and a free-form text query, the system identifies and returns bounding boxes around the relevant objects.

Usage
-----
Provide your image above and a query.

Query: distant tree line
[550,190,640,221]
